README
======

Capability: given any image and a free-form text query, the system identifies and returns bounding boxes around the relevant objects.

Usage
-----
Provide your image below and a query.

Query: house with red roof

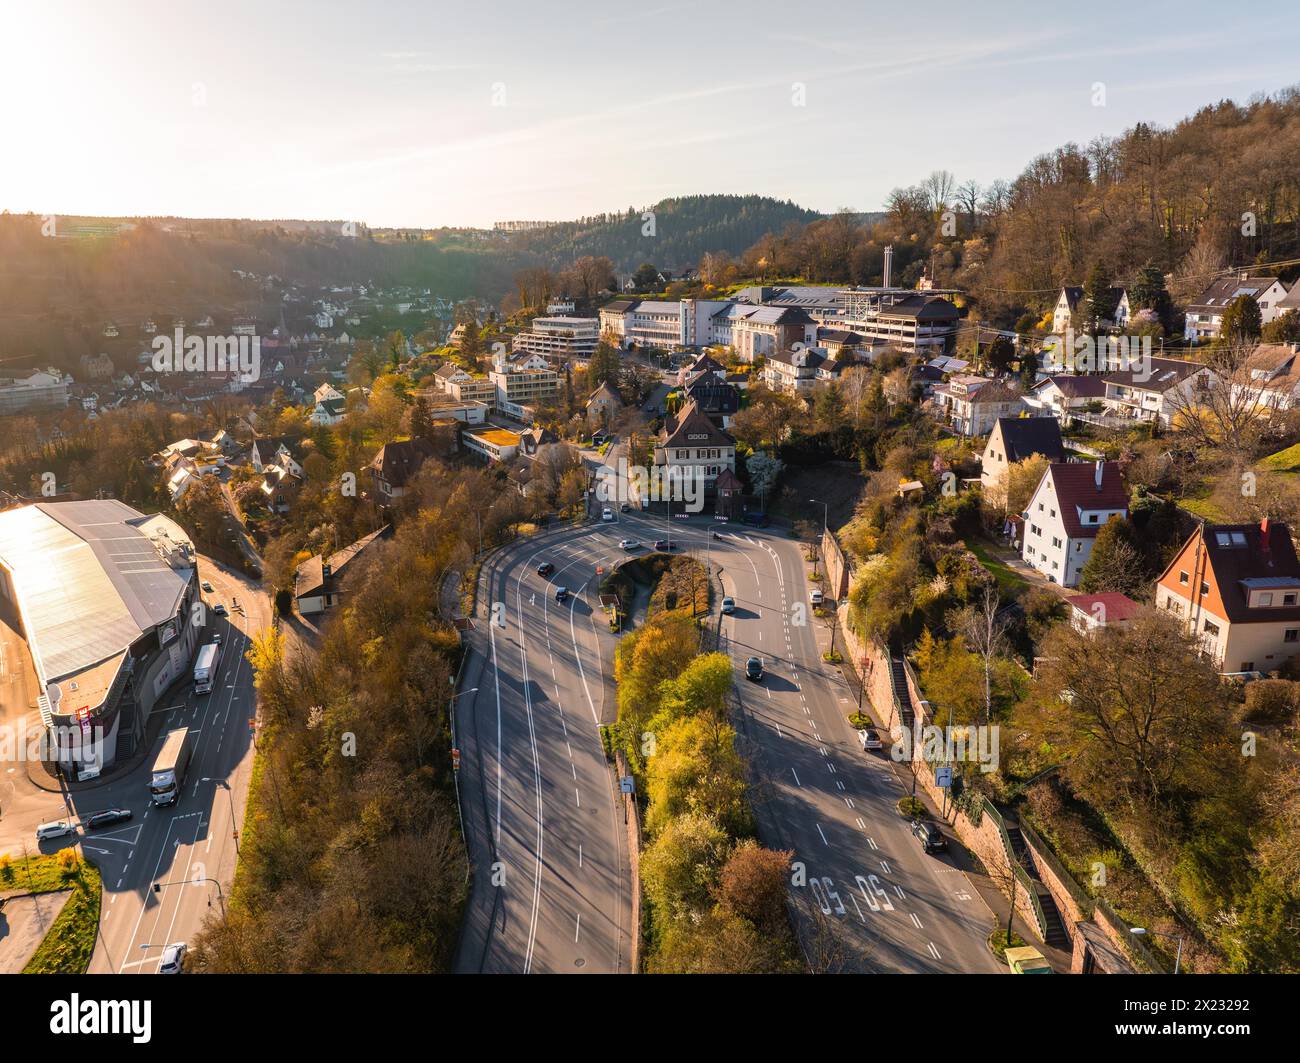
[1020,461,1129,587]
[1154,519,1300,674]
[1065,592,1142,633]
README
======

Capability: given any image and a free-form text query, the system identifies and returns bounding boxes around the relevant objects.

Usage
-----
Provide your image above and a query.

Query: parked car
[1006,946,1054,974]
[601,507,615,522]
[857,728,883,752]
[158,942,187,974]
[86,808,134,830]
[721,597,736,615]
[810,590,824,607]
[618,539,640,550]
[201,580,214,593]
[911,819,947,854]
[536,561,555,576]
[554,586,569,603]
[36,820,75,841]
[745,656,764,681]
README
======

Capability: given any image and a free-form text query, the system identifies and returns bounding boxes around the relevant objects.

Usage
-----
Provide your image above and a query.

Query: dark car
[620,502,631,512]
[536,561,555,576]
[554,586,569,603]
[653,538,676,550]
[911,819,947,854]
[86,808,134,830]
[741,512,769,527]
[745,656,764,681]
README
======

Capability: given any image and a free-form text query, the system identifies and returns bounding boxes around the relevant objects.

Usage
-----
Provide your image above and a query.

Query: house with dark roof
[1184,274,1291,343]
[931,375,1024,436]
[1020,461,1128,587]
[586,380,623,427]
[762,345,828,394]
[980,416,1066,502]
[654,399,736,493]
[294,525,392,616]
[684,376,741,428]
[367,438,437,504]
[1050,285,1131,333]
[1155,519,1300,673]
[1028,374,1108,420]
[1101,356,1217,426]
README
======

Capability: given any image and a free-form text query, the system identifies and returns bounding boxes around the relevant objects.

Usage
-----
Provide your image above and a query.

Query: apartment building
[599,299,684,349]
[1155,519,1300,673]
[511,315,599,361]
[463,426,521,463]
[1020,461,1128,587]
[1101,356,1217,426]
[0,368,71,414]
[490,352,560,420]
[433,363,497,404]
[762,345,827,394]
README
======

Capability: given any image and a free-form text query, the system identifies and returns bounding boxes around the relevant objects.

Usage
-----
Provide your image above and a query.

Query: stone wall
[615,749,644,973]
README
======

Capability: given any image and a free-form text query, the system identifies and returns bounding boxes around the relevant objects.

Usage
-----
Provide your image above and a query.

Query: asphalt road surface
[455,508,1003,974]
[0,557,266,975]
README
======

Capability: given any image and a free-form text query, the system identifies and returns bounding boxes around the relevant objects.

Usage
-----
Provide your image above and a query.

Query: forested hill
[495,194,824,270]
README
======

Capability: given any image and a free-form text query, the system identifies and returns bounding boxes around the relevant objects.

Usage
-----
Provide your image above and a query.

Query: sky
[3,0,1299,229]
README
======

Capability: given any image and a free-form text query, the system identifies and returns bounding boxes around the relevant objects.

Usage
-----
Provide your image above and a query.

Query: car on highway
[745,656,764,681]
[601,507,615,522]
[554,586,569,602]
[741,512,769,527]
[721,596,736,615]
[158,942,187,974]
[857,728,883,752]
[86,808,134,830]
[201,580,214,593]
[213,603,228,616]
[36,820,75,841]
[653,538,676,550]
[537,561,555,576]
[619,538,640,550]
[620,502,630,512]
[911,819,947,854]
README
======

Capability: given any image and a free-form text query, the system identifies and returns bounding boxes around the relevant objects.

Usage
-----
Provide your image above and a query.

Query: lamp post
[152,876,226,919]
[809,498,829,576]
[1130,926,1185,974]
[200,778,240,855]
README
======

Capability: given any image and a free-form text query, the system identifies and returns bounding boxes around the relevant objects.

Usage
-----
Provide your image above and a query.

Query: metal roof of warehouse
[0,500,192,683]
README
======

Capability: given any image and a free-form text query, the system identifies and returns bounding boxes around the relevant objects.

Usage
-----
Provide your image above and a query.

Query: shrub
[1243,679,1300,724]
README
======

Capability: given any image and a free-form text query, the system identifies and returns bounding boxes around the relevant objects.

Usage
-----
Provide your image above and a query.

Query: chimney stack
[882,245,893,289]
[1260,517,1271,550]
[1094,460,1103,489]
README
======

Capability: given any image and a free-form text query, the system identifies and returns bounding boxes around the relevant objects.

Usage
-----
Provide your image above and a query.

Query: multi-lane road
[0,557,264,975]
[454,503,1004,974]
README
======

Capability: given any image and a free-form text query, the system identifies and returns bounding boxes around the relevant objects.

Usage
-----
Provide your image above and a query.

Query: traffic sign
[452,748,461,772]
[935,766,953,788]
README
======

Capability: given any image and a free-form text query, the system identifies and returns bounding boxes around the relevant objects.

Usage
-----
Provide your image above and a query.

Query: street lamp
[1130,927,1184,974]
[200,778,240,855]
[152,876,226,918]
[808,498,829,577]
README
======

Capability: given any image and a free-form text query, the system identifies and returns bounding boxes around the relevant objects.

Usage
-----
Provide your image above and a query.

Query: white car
[858,728,883,752]
[158,942,187,974]
[601,507,615,522]
[36,820,75,841]
[721,597,736,615]
[810,590,824,607]
[619,539,640,550]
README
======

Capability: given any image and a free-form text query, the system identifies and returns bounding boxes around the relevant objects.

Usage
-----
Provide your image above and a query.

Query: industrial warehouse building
[0,500,200,778]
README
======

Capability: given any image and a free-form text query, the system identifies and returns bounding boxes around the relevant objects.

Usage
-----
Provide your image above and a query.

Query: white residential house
[930,375,1023,437]
[653,399,737,493]
[1020,461,1129,587]
[1184,274,1291,342]
[762,346,828,394]
[1050,285,1130,333]
[1101,356,1218,426]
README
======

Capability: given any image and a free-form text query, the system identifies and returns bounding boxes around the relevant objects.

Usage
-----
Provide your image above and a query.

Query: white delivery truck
[149,727,193,807]
[193,641,221,695]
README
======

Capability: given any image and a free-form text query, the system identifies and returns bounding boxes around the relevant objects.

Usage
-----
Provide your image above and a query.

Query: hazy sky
[4,0,1298,228]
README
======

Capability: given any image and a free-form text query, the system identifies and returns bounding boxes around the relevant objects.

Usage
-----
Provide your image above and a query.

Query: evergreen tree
[1079,515,1145,597]
[1219,294,1262,345]
[1082,262,1117,331]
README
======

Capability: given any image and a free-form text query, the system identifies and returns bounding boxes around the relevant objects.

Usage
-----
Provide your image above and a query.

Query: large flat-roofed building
[0,368,71,414]
[511,316,599,361]
[0,500,199,778]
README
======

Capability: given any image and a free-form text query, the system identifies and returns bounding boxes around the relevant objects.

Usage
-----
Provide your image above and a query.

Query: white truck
[149,727,193,807]
[193,641,221,695]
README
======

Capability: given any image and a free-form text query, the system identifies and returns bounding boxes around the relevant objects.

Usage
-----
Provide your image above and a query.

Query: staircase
[888,653,915,732]
[1003,822,1071,950]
